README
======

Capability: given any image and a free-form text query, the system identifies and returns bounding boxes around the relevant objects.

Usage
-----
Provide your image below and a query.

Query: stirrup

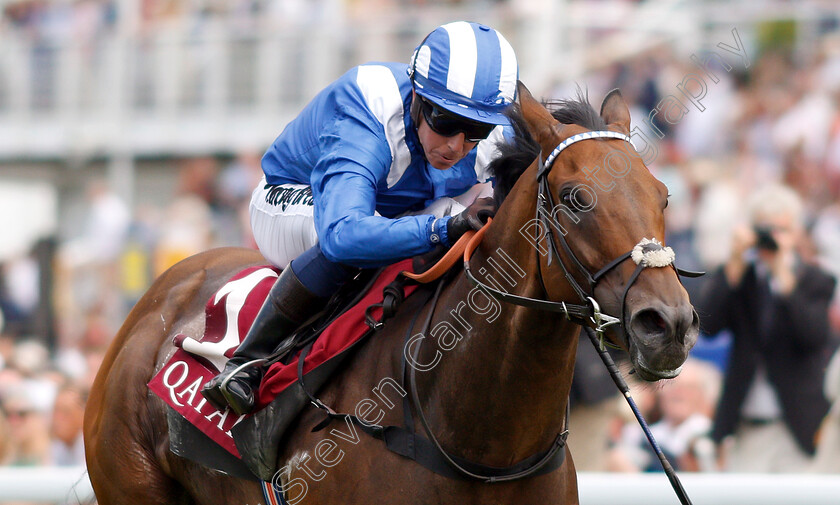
[218,358,267,397]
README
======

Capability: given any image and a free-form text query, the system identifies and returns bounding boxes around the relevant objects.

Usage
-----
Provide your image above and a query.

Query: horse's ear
[600,89,631,135]
[517,81,557,143]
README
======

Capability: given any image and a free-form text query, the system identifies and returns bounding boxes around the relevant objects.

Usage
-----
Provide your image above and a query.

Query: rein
[302,274,569,483]
[462,130,697,504]
[406,274,569,482]
[300,131,700,498]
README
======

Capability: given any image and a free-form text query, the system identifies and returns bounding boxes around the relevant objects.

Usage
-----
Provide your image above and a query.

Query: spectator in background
[56,178,131,348]
[1,392,50,466]
[695,183,838,472]
[0,254,40,336]
[811,202,840,331]
[605,378,659,472]
[151,157,219,278]
[605,359,720,473]
[10,340,57,413]
[152,194,214,276]
[74,178,131,265]
[49,383,87,466]
[649,359,720,472]
[216,151,264,248]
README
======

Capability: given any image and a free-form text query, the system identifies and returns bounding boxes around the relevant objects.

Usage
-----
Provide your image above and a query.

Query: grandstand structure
[0,0,834,253]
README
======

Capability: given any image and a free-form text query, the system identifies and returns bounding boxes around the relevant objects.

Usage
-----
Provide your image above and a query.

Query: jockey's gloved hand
[446,196,496,243]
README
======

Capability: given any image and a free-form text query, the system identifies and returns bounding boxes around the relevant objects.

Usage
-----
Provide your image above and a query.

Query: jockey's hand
[447,196,496,243]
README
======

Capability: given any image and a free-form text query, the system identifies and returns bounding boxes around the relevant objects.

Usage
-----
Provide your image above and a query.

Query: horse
[83,82,699,505]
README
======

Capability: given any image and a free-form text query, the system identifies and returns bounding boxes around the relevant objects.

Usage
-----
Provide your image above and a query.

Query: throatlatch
[299,130,701,503]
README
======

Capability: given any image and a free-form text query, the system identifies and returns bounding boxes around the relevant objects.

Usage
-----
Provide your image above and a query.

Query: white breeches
[249,177,492,268]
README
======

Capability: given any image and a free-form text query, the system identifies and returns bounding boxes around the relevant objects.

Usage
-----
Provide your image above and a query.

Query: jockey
[203,21,519,415]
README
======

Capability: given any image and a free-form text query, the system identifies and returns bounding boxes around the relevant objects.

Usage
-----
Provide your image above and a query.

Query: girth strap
[308,408,568,483]
[300,275,569,483]
[404,276,569,482]
[380,426,567,482]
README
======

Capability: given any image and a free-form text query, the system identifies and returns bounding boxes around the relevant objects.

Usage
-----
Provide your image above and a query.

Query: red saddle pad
[148,260,415,457]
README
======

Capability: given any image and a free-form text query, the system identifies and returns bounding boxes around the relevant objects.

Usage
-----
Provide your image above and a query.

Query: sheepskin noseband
[630,238,675,268]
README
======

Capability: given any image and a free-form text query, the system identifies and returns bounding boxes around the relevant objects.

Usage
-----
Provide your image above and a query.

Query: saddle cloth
[147,259,416,460]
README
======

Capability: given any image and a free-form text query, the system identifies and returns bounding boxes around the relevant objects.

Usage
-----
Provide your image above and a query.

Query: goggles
[418,97,495,142]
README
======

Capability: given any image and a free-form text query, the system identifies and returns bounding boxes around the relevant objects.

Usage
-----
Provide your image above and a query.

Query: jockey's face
[417,119,478,170]
[413,94,478,170]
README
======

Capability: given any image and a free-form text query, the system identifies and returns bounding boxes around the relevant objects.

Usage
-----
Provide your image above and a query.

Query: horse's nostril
[654,314,666,329]
[631,309,669,341]
[679,309,700,346]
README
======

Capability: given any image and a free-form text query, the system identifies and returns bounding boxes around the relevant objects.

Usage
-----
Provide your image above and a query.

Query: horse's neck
[413,199,581,464]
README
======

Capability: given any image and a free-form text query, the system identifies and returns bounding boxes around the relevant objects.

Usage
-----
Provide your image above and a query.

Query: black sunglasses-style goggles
[418,97,496,142]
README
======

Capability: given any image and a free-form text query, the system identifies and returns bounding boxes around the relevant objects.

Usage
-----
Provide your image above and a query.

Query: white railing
[578,472,840,505]
[0,466,94,503]
[2,468,839,504]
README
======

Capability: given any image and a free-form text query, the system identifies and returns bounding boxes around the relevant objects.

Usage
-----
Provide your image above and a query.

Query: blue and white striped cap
[409,21,518,125]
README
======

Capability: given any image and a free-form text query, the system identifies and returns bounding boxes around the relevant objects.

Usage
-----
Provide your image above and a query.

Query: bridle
[461,129,699,504]
[465,130,703,339]
[301,130,699,502]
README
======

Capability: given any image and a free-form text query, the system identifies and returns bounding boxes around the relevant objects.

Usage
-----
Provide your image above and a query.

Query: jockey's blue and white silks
[410,21,518,124]
[261,62,509,268]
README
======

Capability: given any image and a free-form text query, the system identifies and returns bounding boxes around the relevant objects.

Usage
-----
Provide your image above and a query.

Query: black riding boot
[202,267,323,415]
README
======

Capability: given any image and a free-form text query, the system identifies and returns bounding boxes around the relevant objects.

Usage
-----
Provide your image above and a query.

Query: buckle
[586,297,620,351]
[309,397,337,416]
[364,304,385,330]
[586,297,620,331]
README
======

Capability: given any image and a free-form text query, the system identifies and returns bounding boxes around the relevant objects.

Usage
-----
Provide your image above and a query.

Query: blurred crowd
[565,29,840,474]
[3,2,840,488]
[0,153,263,474]
[0,0,478,36]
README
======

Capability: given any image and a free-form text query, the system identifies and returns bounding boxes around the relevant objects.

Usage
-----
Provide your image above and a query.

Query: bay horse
[84,83,699,505]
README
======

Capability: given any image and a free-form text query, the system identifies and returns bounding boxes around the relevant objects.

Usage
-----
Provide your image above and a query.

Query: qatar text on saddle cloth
[147,260,415,457]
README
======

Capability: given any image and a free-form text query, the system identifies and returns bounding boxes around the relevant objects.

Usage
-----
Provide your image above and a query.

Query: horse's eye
[561,189,589,212]
[664,193,671,209]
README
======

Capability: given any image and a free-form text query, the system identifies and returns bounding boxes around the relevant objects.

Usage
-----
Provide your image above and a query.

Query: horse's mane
[545,87,607,131]
[490,89,605,204]
[490,105,540,205]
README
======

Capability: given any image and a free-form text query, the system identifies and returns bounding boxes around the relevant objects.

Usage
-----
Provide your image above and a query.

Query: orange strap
[463,218,492,264]
[401,230,475,283]
[401,218,492,284]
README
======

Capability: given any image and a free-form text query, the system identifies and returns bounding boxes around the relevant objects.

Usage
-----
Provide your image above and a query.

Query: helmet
[409,21,518,125]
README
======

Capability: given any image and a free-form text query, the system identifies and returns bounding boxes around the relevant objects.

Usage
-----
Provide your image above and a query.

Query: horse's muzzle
[626,302,699,381]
